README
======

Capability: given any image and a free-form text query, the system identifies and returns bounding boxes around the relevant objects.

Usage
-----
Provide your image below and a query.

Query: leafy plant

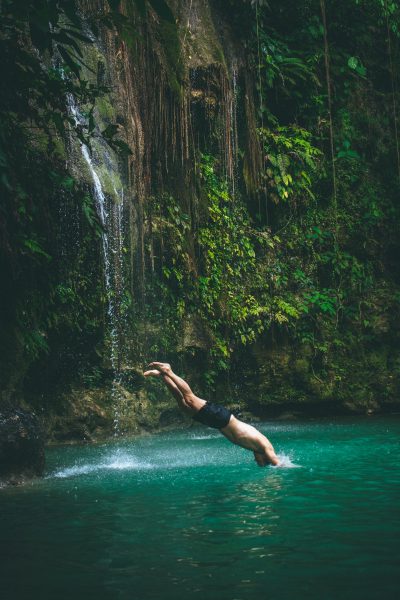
[257,126,321,202]
[257,29,318,91]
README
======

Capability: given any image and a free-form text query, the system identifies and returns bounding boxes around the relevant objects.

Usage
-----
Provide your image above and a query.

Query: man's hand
[143,369,162,378]
[147,362,172,375]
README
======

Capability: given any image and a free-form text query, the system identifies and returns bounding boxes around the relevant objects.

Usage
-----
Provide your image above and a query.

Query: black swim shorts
[192,402,232,429]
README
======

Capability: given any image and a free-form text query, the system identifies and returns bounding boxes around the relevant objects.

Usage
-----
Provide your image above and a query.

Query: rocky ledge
[0,408,45,486]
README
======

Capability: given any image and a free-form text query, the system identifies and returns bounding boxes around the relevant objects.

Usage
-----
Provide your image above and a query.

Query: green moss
[214,46,227,70]
[159,21,184,97]
[177,0,226,70]
[54,139,67,160]
[80,45,106,81]
[293,357,310,375]
[30,130,67,163]
[95,97,116,123]
[95,163,124,201]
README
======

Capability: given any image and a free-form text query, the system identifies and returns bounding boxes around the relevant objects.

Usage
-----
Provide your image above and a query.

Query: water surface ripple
[1,417,399,599]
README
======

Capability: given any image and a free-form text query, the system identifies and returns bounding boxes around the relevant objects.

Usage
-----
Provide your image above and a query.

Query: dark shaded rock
[158,407,187,427]
[178,314,213,351]
[275,412,300,421]
[51,417,92,443]
[0,408,45,484]
[49,392,111,442]
[118,367,144,393]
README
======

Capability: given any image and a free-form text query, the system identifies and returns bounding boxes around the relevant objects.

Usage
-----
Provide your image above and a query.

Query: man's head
[253,451,269,467]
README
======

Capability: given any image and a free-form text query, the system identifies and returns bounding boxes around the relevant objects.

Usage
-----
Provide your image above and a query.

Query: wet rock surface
[0,408,45,484]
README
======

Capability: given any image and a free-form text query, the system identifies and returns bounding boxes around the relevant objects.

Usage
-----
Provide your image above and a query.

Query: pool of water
[1,417,399,599]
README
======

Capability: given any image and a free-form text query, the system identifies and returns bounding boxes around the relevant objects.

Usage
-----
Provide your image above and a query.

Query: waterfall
[67,94,127,435]
[230,63,239,198]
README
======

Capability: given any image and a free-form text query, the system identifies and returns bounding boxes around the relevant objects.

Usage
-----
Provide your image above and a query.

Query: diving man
[144,362,279,466]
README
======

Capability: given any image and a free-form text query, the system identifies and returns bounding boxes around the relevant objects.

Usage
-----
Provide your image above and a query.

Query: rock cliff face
[32,0,266,438]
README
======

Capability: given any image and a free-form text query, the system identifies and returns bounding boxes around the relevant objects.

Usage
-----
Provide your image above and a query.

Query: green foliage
[257,126,321,202]
[0,0,114,380]
[101,124,132,157]
[347,56,367,77]
[197,155,268,351]
[0,0,133,272]
[1,1,105,152]
[22,238,52,261]
[257,29,318,91]
[2,0,400,410]
[140,193,191,358]
[22,330,50,360]
[144,156,307,368]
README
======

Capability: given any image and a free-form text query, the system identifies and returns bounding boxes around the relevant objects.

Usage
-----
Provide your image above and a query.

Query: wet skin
[144,362,279,467]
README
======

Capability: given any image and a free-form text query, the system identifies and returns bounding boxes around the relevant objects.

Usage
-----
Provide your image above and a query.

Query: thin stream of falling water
[231,63,239,198]
[67,94,127,435]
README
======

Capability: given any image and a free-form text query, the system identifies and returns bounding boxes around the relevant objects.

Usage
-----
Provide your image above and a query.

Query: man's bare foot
[148,362,172,375]
[143,369,162,377]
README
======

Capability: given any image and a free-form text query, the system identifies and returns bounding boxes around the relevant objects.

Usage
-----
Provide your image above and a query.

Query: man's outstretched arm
[148,363,195,399]
[144,363,206,415]
[144,369,183,403]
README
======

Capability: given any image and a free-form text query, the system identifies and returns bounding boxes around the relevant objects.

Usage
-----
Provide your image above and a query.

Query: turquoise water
[1,417,399,600]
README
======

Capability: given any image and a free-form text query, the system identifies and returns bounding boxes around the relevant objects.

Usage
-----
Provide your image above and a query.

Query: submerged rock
[0,408,45,484]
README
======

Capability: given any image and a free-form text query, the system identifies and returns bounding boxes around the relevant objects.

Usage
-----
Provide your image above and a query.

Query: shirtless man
[144,362,280,467]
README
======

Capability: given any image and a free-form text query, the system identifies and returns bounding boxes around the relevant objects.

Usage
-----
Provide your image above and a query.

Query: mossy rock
[339,383,379,413]
[95,97,117,123]
[169,0,226,70]
[0,408,45,483]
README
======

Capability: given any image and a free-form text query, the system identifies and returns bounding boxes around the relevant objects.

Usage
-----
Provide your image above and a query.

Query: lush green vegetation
[143,0,400,407]
[0,0,174,397]
[1,0,399,423]
[0,0,113,394]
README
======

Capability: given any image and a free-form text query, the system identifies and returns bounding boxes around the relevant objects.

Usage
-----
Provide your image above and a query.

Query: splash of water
[49,452,153,479]
[275,454,301,468]
[47,449,300,481]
